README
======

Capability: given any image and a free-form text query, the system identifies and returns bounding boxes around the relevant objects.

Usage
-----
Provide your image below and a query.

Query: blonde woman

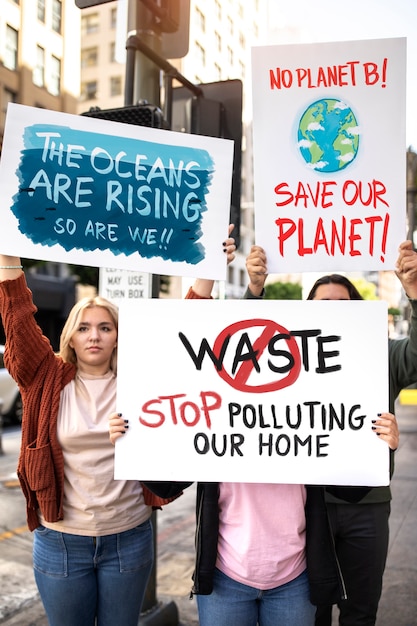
[0,255,172,626]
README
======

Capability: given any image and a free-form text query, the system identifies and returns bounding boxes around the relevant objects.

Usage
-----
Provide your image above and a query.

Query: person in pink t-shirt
[110,227,316,626]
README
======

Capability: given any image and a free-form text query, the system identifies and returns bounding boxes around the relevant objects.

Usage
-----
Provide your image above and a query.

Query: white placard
[252,37,406,272]
[115,298,389,486]
[0,103,234,280]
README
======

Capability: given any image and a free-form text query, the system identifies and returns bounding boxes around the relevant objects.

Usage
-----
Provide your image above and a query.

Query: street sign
[99,268,152,304]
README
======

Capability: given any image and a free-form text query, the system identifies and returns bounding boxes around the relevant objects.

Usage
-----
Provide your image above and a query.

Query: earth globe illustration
[297,98,360,173]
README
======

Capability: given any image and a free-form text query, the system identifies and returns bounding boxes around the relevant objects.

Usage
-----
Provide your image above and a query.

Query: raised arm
[0,254,23,282]
[188,224,236,298]
[389,240,417,402]
[245,245,268,297]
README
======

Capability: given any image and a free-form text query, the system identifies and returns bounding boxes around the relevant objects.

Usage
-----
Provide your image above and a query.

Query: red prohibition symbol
[212,318,302,394]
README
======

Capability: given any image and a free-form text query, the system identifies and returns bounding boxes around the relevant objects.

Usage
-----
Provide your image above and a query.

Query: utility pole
[125,4,177,623]
[125,0,161,108]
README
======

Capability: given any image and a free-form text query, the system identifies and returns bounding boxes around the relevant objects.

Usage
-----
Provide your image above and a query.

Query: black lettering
[178,332,230,371]
[316,335,342,373]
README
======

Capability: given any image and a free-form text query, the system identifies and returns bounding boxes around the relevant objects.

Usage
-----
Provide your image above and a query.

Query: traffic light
[75,0,115,7]
[171,79,243,247]
[161,0,190,58]
[81,102,167,129]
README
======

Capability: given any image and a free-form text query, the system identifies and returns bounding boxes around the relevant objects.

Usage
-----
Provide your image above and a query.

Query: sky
[266,0,417,150]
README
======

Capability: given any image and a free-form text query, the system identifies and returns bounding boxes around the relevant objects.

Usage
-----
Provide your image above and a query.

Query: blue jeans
[33,519,153,626]
[197,568,315,626]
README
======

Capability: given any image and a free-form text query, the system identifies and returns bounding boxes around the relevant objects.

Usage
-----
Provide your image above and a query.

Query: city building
[0,0,414,311]
[0,0,80,149]
[77,0,268,298]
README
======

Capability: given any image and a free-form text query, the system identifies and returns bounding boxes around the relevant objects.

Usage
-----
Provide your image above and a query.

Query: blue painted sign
[0,105,233,279]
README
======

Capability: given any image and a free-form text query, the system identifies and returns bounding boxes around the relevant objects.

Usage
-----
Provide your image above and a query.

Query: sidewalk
[0,400,416,625]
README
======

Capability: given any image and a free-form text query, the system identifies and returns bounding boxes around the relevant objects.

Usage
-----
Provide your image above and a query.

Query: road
[1,403,416,625]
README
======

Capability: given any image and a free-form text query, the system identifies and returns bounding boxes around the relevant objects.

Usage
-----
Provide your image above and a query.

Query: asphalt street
[0,400,416,625]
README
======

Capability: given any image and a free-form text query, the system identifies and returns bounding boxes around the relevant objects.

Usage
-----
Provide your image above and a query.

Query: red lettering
[363,62,379,86]
[139,392,221,429]
[274,182,294,206]
[313,218,330,254]
[297,218,313,256]
[269,68,293,89]
[316,66,327,87]
[274,214,387,261]
[364,215,383,256]
[200,391,222,429]
[320,181,337,208]
[274,181,336,209]
[330,217,347,255]
[348,219,363,256]
[296,68,309,87]
[275,218,297,255]
[342,180,388,208]
[346,60,359,85]
[140,398,167,427]
[294,183,310,208]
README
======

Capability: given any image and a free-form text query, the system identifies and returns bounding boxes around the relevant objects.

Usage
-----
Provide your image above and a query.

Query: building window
[110,75,122,97]
[110,7,117,29]
[37,0,46,22]
[215,31,221,52]
[81,80,98,101]
[239,32,245,48]
[239,269,245,287]
[82,13,99,35]
[215,0,221,20]
[81,46,98,68]
[228,265,234,284]
[52,0,62,34]
[214,62,221,80]
[3,87,17,111]
[2,87,17,128]
[33,45,45,87]
[110,42,116,62]
[227,15,233,35]
[227,45,233,65]
[195,7,205,32]
[195,41,205,67]
[49,55,61,96]
[4,26,18,71]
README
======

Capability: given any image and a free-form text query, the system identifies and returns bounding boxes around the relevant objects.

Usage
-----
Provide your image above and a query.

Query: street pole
[124,2,178,624]
[125,0,161,107]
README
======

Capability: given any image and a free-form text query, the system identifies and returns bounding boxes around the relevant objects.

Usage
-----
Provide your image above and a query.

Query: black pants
[315,501,390,626]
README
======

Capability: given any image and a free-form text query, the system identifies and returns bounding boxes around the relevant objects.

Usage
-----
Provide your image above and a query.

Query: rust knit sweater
[0,273,180,531]
[0,273,76,530]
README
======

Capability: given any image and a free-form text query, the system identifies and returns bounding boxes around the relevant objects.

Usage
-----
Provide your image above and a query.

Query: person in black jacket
[110,230,317,626]
[244,240,417,626]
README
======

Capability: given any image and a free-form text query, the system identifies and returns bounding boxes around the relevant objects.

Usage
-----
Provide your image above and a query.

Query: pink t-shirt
[216,482,307,590]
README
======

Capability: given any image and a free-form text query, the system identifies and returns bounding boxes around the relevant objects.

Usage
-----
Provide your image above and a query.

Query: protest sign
[0,103,234,280]
[115,298,389,486]
[251,37,406,272]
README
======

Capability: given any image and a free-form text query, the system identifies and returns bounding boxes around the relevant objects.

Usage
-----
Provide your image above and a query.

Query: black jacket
[144,299,417,604]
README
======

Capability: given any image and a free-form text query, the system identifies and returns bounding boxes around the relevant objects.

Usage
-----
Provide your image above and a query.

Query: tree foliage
[264,281,302,300]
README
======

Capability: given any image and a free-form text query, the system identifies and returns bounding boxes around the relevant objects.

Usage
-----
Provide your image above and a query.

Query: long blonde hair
[59,296,119,373]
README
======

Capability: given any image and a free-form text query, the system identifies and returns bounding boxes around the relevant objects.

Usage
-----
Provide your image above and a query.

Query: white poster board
[0,103,234,280]
[252,37,406,272]
[115,299,389,486]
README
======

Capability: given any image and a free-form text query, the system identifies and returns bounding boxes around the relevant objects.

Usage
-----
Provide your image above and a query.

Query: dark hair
[306,274,363,301]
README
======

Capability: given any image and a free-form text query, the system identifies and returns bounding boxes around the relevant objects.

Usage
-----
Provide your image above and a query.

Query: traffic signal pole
[124,4,179,624]
[125,0,161,108]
